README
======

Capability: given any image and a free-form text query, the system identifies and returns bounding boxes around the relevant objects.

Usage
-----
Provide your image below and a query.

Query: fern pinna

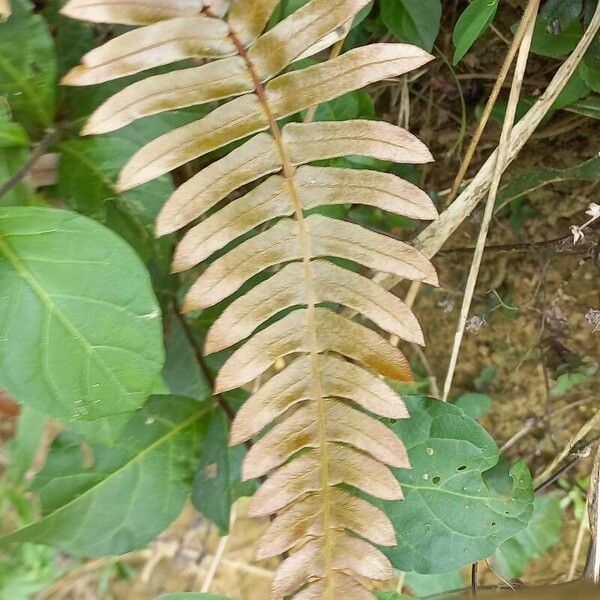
[63,0,439,597]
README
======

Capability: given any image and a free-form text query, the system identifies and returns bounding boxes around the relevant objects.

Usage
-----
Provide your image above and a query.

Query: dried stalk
[368,1,600,295]
[441,0,539,401]
[446,0,539,205]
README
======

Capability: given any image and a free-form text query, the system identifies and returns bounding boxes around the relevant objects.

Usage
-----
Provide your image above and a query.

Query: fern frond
[63,1,439,597]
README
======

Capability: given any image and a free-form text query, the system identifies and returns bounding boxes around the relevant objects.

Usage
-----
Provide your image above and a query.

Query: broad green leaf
[0,146,31,206]
[380,0,442,51]
[376,397,533,573]
[0,110,28,149]
[0,109,33,206]
[2,396,211,557]
[453,0,499,65]
[453,392,492,421]
[566,94,600,119]
[164,313,210,401]
[528,16,582,58]
[404,570,464,597]
[553,69,591,110]
[580,58,600,92]
[498,155,600,205]
[57,112,201,264]
[5,406,45,484]
[0,207,164,420]
[42,0,95,78]
[376,594,413,600]
[313,90,375,121]
[493,495,563,579]
[0,0,56,133]
[191,410,257,534]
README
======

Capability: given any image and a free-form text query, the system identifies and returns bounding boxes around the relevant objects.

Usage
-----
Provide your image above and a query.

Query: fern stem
[228,29,335,598]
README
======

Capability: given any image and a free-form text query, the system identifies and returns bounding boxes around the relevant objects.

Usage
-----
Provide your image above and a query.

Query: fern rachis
[63,1,439,597]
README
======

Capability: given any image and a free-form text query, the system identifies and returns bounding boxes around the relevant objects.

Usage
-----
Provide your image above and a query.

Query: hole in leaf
[457,465,467,471]
[432,475,441,485]
[491,521,497,527]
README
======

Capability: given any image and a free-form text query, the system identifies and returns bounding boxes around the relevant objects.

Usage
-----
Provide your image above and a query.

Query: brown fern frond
[63,1,438,597]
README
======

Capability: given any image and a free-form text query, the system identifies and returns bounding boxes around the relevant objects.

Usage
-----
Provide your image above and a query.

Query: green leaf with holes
[0,0,56,133]
[1,396,211,557]
[376,397,533,573]
[493,495,563,578]
[0,207,164,420]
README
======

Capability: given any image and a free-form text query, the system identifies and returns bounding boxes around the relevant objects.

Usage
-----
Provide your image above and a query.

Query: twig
[0,128,58,199]
[441,0,539,402]
[471,561,478,596]
[534,439,598,493]
[445,2,539,205]
[201,505,237,593]
[535,411,600,486]
[584,445,600,582]
[569,511,589,580]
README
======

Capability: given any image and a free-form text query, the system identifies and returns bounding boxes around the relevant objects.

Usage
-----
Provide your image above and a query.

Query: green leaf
[191,410,257,534]
[5,406,45,485]
[528,17,582,58]
[565,94,600,119]
[498,155,600,206]
[163,314,210,401]
[0,0,56,133]
[0,207,165,421]
[0,110,28,149]
[453,0,499,65]
[380,0,442,51]
[312,90,375,121]
[0,109,33,206]
[404,570,464,597]
[453,392,492,421]
[493,495,563,578]
[376,397,533,573]
[2,396,211,557]
[57,112,200,264]
[376,594,413,600]
[552,69,591,110]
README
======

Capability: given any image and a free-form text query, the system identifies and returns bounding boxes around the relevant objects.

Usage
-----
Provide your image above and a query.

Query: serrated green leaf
[498,154,600,205]
[0,0,56,133]
[2,396,211,557]
[380,0,442,51]
[376,397,533,573]
[493,495,563,578]
[192,410,257,534]
[0,207,165,420]
[453,0,499,65]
